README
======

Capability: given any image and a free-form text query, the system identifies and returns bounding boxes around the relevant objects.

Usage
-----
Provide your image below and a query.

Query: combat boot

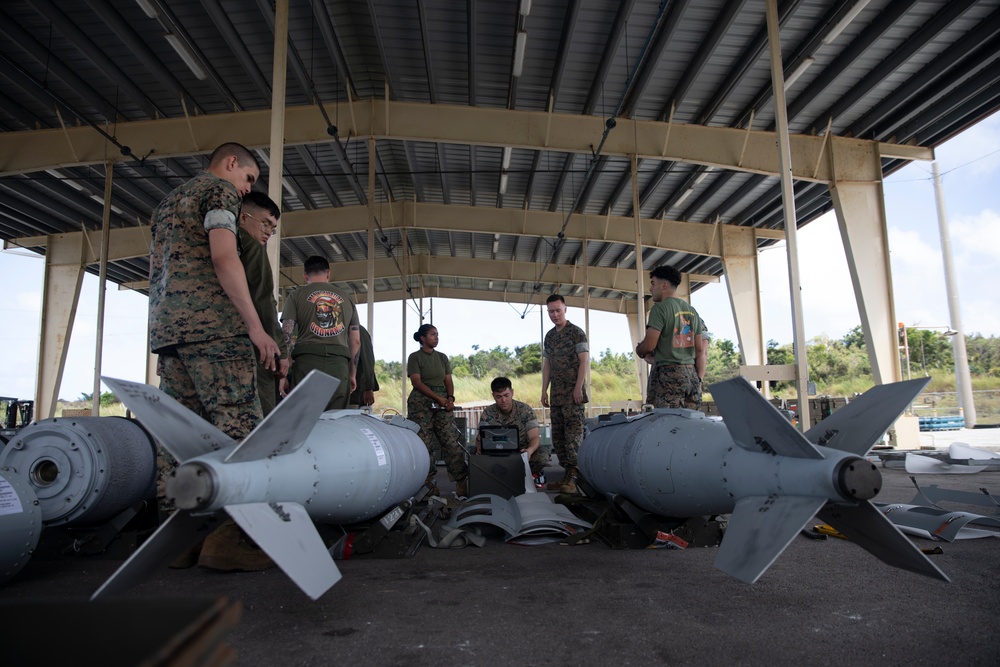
[546,470,567,491]
[559,466,580,494]
[455,477,469,498]
[198,520,275,572]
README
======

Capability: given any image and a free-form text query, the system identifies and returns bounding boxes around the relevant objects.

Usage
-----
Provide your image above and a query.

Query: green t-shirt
[407,349,452,393]
[646,297,705,365]
[281,281,358,351]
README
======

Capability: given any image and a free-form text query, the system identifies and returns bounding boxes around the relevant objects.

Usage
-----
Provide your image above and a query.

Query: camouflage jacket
[477,399,539,451]
[148,171,245,352]
[543,321,589,406]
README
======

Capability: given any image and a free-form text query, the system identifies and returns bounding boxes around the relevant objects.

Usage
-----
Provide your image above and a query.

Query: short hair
[490,377,513,393]
[546,294,566,305]
[413,323,436,343]
[303,256,330,275]
[242,191,280,220]
[650,265,682,288]
[209,142,259,170]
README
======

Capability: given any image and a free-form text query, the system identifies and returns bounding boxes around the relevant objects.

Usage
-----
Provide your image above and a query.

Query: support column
[92,160,113,415]
[267,0,289,297]
[367,137,377,332]
[631,154,648,400]
[766,0,811,429]
[36,234,87,418]
[828,178,900,385]
[720,226,766,367]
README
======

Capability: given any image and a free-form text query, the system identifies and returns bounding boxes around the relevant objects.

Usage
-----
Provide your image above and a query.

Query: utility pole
[932,162,976,427]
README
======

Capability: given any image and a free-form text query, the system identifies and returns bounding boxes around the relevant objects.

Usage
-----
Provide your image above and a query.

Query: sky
[1,112,998,402]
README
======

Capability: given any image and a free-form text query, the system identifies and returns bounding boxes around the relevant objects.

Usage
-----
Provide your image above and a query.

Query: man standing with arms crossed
[281,256,361,410]
[635,265,707,409]
[540,294,589,494]
[237,191,289,416]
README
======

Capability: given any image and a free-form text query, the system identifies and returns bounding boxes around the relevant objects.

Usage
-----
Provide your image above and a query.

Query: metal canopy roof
[1,0,998,311]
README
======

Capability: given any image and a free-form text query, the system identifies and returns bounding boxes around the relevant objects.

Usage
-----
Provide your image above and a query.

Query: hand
[279,376,290,397]
[250,329,280,372]
[276,357,290,379]
[350,374,357,393]
[362,390,375,406]
[573,386,584,405]
[540,391,549,408]
[643,353,655,365]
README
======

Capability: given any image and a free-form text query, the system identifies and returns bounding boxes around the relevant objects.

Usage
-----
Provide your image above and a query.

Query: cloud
[951,209,1000,262]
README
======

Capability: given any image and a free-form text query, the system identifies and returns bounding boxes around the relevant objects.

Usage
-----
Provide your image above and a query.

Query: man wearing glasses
[238,191,289,416]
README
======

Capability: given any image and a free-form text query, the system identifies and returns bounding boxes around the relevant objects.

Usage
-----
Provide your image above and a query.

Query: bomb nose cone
[835,457,882,501]
[166,462,215,510]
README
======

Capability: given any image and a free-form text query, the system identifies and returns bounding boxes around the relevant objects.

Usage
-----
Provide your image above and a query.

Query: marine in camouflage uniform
[407,325,468,490]
[148,144,278,513]
[281,256,360,410]
[477,380,547,476]
[237,192,288,417]
[637,265,707,410]
[541,295,589,491]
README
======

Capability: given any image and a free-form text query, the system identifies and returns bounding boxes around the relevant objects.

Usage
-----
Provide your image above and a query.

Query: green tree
[77,391,120,407]
[705,338,741,385]
[592,348,633,376]
[514,343,542,376]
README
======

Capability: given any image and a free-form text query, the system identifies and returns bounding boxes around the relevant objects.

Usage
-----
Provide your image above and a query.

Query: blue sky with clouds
[2,113,997,401]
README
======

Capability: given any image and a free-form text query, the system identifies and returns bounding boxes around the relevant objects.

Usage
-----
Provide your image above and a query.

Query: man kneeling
[476,377,548,489]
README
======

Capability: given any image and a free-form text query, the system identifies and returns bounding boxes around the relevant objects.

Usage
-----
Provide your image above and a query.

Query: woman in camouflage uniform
[406,324,469,496]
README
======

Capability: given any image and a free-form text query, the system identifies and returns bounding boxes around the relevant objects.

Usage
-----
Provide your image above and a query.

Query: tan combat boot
[198,520,275,572]
[455,478,469,498]
[559,466,579,494]
[546,470,567,491]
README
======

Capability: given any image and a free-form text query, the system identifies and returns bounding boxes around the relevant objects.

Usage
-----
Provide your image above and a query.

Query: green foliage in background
[77,391,121,408]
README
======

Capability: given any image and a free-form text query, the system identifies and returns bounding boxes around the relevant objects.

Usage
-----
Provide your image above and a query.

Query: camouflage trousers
[155,336,261,511]
[549,403,585,468]
[647,363,703,409]
[407,392,467,483]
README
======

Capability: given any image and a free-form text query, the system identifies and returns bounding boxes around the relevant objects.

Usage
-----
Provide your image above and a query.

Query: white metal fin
[804,378,930,455]
[224,370,340,463]
[92,509,224,600]
[711,377,823,459]
[818,500,950,582]
[102,376,236,462]
[225,501,342,600]
[715,495,826,584]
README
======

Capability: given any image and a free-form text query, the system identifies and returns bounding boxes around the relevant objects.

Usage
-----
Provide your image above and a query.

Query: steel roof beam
[849,11,1000,140]
[28,0,164,120]
[85,0,200,112]
[273,255,719,295]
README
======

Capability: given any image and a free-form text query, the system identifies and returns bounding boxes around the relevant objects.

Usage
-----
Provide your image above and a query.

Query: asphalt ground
[3,450,1000,666]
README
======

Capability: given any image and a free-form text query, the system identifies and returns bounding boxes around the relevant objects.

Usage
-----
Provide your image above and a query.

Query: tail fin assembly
[94,371,342,601]
[709,377,949,584]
